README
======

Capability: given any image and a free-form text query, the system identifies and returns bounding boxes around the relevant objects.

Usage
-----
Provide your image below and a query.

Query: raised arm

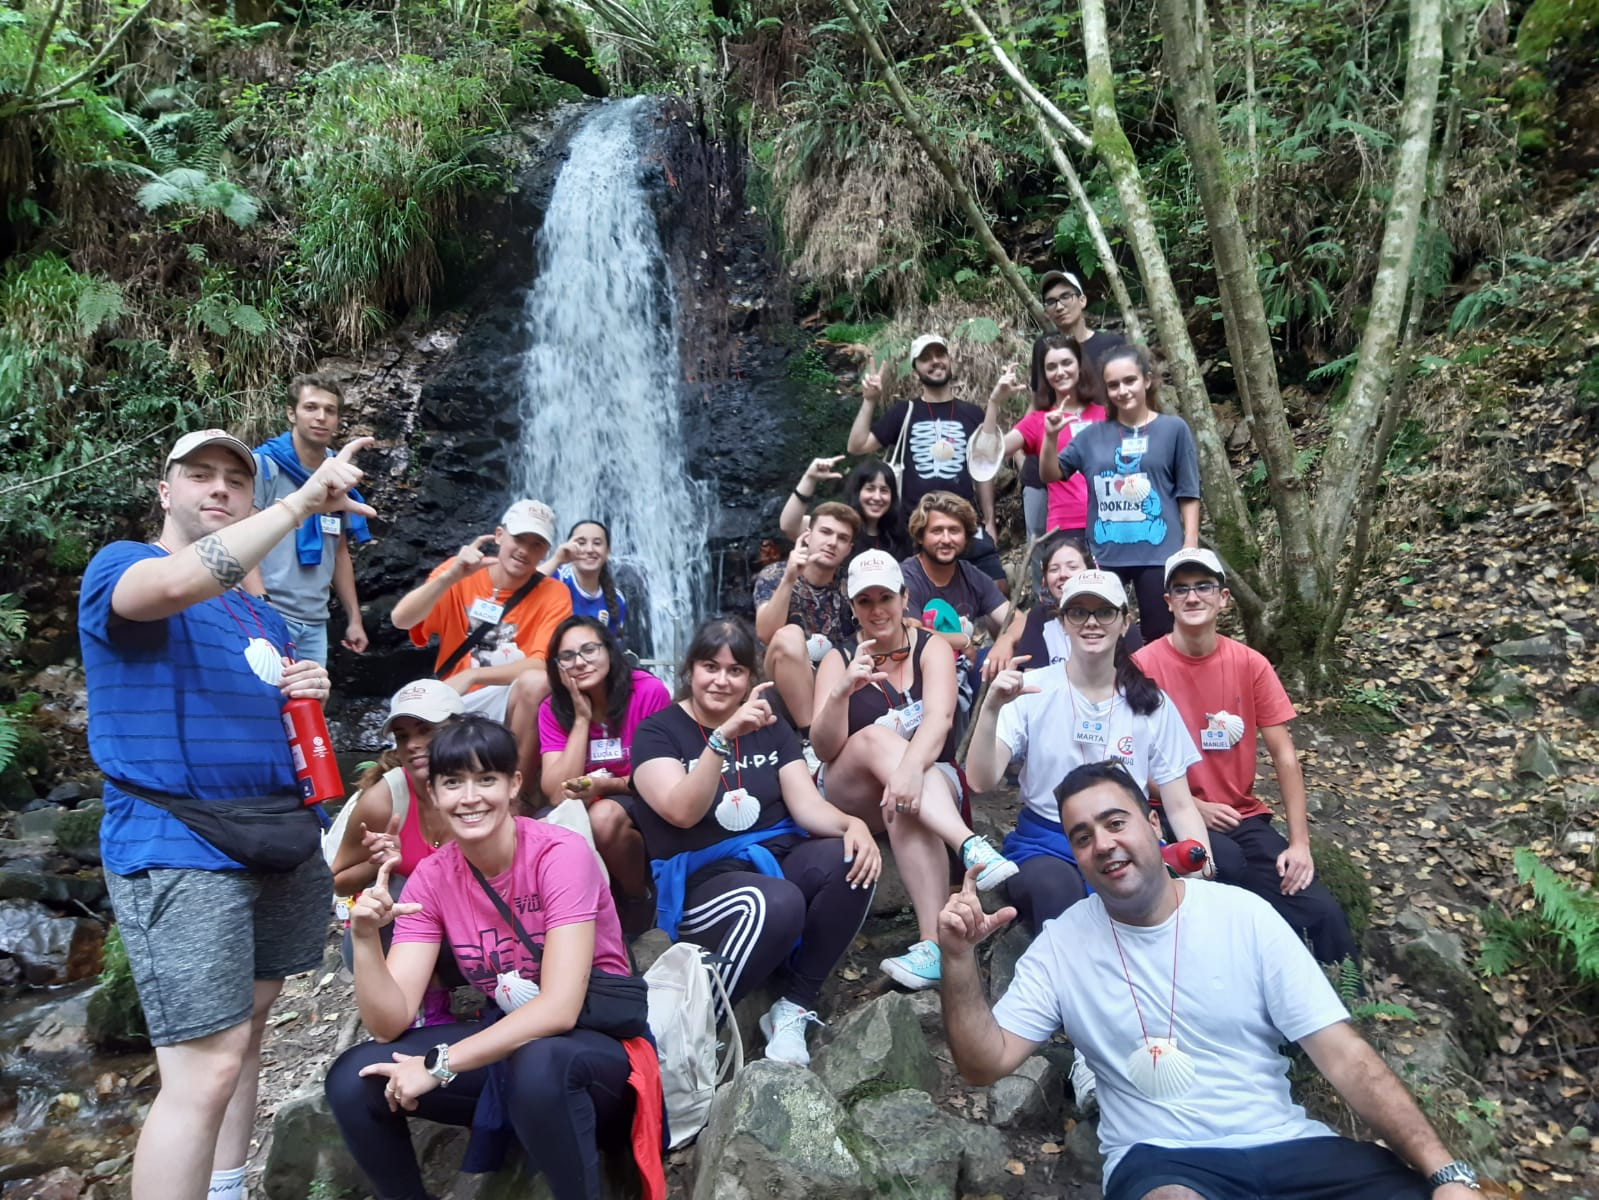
[963,659,1036,791]
[391,533,496,631]
[780,457,845,541]
[349,858,435,1041]
[113,439,374,623]
[332,780,403,894]
[939,867,1041,1085]
[846,369,887,456]
[1037,411,1071,484]
[753,528,808,646]
[633,687,776,828]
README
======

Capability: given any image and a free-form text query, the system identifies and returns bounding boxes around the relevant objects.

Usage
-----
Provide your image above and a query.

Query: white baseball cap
[847,549,905,598]
[1163,547,1226,586]
[500,499,556,544]
[908,333,949,364]
[165,429,256,477]
[1059,569,1128,611]
[382,678,465,733]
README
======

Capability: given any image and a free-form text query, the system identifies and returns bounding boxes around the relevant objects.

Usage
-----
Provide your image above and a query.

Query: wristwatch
[1427,1161,1479,1191]
[706,729,733,759]
[423,1043,458,1087]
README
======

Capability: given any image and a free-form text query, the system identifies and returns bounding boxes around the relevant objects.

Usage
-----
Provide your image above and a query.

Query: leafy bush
[1480,848,1599,998]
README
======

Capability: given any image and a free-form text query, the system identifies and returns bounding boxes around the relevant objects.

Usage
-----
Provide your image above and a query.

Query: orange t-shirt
[1132,634,1296,820]
[410,559,573,683]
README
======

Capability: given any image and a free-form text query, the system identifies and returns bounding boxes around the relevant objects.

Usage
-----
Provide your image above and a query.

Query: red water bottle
[283,697,342,804]
[1161,839,1208,875]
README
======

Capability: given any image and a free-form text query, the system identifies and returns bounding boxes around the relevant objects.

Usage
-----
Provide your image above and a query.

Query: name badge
[1121,435,1149,456]
[319,514,342,536]
[1074,717,1109,748]
[468,598,505,625]
[874,700,925,741]
[590,737,624,763]
[1201,728,1231,752]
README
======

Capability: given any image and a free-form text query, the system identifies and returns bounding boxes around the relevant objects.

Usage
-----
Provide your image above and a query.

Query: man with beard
[251,373,372,665]
[391,499,572,798]
[753,501,860,729]
[79,429,364,1200]
[1040,269,1127,407]
[900,492,1009,663]
[848,333,1007,592]
[937,761,1481,1200]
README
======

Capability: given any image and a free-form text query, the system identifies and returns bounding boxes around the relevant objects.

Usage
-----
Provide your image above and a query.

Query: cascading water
[513,98,712,663]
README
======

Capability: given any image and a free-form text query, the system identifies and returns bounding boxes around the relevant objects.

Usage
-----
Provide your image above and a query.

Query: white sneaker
[1070,1048,1099,1116]
[879,939,942,990]
[760,997,823,1067]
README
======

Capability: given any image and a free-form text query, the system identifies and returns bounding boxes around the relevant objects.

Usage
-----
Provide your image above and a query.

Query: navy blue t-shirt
[80,542,300,873]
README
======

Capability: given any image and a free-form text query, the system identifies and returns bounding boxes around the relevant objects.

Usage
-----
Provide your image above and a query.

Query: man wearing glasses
[1040,269,1127,406]
[1134,548,1355,963]
[391,498,573,801]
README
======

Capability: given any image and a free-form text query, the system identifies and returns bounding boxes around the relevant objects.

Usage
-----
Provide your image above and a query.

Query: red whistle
[1161,840,1208,875]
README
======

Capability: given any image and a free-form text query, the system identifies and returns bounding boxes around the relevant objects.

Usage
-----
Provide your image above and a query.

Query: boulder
[0,865,107,909]
[1513,733,1560,780]
[983,921,1033,1001]
[17,807,64,839]
[692,1060,871,1200]
[4,1166,86,1200]
[0,899,101,984]
[1489,634,1562,659]
[630,927,674,975]
[849,1089,1011,1197]
[990,1053,1064,1128]
[46,780,98,807]
[1393,907,1467,974]
[261,1082,371,1200]
[812,992,938,1104]
[22,986,97,1054]
[1060,1115,1106,1180]
[56,801,103,865]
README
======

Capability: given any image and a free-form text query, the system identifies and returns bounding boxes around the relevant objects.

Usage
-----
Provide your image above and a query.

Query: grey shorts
[106,854,332,1046]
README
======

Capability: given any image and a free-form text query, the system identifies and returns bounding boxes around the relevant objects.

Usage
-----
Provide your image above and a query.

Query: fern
[74,279,124,338]
[952,316,1002,344]
[1307,352,1358,384]
[0,713,18,775]
[1514,847,1599,985]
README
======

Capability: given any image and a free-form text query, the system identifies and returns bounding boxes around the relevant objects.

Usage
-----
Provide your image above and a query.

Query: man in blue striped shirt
[79,428,371,1200]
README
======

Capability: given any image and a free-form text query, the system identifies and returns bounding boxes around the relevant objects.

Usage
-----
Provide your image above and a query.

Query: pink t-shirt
[393,817,631,996]
[1015,404,1107,531]
[537,669,671,778]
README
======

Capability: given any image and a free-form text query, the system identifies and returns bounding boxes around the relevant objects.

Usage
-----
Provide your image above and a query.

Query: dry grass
[848,295,1036,416]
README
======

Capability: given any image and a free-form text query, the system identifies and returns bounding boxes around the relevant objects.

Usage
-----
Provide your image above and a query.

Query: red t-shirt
[1015,405,1106,530]
[1133,635,1296,819]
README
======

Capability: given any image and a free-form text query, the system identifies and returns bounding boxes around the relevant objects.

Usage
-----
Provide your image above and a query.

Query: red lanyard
[158,540,280,654]
[1110,889,1181,1047]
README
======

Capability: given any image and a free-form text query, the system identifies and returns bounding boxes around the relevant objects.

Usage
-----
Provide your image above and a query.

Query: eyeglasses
[555,641,605,666]
[1062,604,1122,626]
[1168,582,1221,598]
[1043,293,1083,310]
[870,643,912,666]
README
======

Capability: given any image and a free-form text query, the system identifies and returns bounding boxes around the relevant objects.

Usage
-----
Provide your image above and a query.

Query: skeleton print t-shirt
[871,397,987,511]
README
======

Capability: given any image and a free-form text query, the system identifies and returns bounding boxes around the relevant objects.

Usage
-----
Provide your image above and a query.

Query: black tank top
[832,628,959,763]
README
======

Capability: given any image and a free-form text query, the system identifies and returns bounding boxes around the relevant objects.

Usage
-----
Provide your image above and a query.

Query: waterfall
[513,98,712,664]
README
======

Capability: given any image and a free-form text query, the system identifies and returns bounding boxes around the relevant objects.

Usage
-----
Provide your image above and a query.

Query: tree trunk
[1077,0,1264,616]
[1152,0,1320,610]
[1310,0,1445,555]
[834,0,1047,325]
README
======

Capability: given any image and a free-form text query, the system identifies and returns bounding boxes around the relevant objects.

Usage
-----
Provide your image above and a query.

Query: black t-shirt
[629,705,802,862]
[870,396,986,510]
[831,629,960,763]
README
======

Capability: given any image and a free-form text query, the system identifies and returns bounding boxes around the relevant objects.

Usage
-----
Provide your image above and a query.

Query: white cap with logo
[1059,568,1128,611]
[382,678,466,733]
[165,429,256,477]
[847,549,905,598]
[500,499,556,544]
[907,333,949,364]
[1163,547,1226,586]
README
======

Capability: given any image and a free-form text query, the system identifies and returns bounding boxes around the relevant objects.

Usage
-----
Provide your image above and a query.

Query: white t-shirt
[993,881,1348,1185]
[994,667,1200,822]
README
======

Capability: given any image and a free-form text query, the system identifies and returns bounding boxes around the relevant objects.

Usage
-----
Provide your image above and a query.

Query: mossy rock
[1517,0,1599,63]
[0,722,50,810]
[1312,838,1373,942]
[56,801,104,863]
[1391,941,1502,1069]
[87,924,149,1050]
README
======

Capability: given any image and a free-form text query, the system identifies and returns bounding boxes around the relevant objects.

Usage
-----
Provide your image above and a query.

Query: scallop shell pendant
[243,637,284,686]
[931,439,955,462]
[715,786,761,832]
[494,970,541,1015]
[1121,473,1151,504]
[1210,710,1247,747]
[1124,1036,1196,1099]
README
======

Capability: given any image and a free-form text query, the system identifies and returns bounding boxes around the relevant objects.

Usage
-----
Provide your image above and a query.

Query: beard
[914,363,955,389]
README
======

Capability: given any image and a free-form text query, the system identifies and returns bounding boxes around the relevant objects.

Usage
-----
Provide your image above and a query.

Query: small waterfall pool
[513,97,714,665]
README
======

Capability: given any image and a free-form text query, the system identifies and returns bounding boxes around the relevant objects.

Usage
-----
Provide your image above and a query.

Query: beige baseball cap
[908,333,949,364]
[1163,547,1226,586]
[1059,569,1128,611]
[165,429,256,477]
[500,499,556,544]
[382,678,465,733]
[847,549,905,597]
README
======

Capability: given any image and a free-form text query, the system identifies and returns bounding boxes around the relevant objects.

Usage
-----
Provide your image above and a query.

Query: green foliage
[291,55,507,344]
[1312,839,1372,940]
[1516,0,1599,64]
[112,109,260,228]
[88,925,150,1050]
[1479,849,1599,991]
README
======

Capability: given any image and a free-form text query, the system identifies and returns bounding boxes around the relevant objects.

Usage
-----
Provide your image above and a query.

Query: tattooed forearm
[195,535,247,590]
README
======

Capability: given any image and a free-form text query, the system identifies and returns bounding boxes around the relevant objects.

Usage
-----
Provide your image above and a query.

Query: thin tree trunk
[958,0,1092,150]
[21,0,67,97]
[1152,0,1319,609]
[1243,0,1259,234]
[1077,0,1264,618]
[1311,0,1445,553]
[835,0,1047,324]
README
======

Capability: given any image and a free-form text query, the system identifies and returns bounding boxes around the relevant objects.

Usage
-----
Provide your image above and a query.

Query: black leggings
[677,836,872,1014]
[1209,814,1357,963]
[325,1023,632,1200]
[1111,563,1173,643]
[1005,855,1089,936]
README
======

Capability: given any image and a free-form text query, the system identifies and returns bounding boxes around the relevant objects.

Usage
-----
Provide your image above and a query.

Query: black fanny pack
[113,779,322,873]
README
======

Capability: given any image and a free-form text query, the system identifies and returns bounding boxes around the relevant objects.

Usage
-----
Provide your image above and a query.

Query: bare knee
[1141,1187,1206,1200]
[766,624,806,665]
[508,669,550,713]
[588,798,629,845]
[154,1023,253,1115]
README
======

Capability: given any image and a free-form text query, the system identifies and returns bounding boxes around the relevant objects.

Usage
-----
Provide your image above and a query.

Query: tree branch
[22,0,67,98]
[957,0,1094,151]
[36,0,160,102]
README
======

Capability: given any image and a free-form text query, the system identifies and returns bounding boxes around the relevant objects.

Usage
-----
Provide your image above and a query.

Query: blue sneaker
[880,939,941,990]
[961,835,1020,891]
